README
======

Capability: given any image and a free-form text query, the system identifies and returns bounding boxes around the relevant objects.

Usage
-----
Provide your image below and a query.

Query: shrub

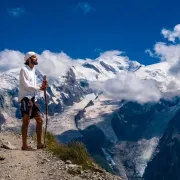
[45,132,95,169]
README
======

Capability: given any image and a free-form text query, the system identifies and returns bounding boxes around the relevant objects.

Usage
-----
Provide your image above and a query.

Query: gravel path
[0,132,122,180]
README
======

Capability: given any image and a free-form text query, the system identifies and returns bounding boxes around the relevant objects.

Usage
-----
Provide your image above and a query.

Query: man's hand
[40,79,48,91]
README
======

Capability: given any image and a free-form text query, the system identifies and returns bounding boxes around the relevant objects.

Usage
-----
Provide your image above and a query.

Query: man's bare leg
[21,114,30,148]
[34,112,43,147]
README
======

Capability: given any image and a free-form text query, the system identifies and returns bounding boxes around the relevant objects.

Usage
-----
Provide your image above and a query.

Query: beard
[31,60,38,65]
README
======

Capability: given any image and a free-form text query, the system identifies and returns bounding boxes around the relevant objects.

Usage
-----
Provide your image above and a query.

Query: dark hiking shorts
[20,97,40,119]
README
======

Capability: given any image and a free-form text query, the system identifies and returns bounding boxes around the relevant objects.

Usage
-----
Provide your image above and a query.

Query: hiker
[18,52,48,150]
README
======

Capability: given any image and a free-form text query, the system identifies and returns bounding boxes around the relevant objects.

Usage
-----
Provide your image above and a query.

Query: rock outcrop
[143,108,180,180]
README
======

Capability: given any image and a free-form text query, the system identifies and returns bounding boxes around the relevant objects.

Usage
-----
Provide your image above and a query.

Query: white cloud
[155,43,180,78]
[145,49,155,57]
[90,71,162,104]
[89,24,180,104]
[154,42,180,62]
[38,50,75,77]
[76,2,95,14]
[0,50,24,71]
[0,50,74,77]
[161,24,180,42]
[146,24,180,78]
[0,49,163,104]
[96,50,127,62]
[0,50,126,76]
[8,7,25,17]
[99,50,124,57]
[1,39,179,104]
[151,42,180,79]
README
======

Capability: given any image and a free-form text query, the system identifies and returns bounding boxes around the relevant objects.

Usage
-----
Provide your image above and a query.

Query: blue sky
[0,0,180,65]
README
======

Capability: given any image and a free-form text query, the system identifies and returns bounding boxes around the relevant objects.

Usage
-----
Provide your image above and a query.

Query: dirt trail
[0,132,81,180]
[0,132,122,180]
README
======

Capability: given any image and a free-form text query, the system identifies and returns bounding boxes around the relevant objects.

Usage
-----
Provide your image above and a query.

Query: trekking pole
[43,75,48,148]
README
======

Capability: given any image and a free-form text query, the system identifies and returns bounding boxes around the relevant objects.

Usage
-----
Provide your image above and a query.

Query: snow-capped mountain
[72,55,142,81]
[135,62,180,96]
[0,56,142,128]
[0,56,180,179]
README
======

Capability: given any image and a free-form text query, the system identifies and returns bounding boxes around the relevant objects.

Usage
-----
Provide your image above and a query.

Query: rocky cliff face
[109,99,179,179]
[72,96,180,179]
[143,107,180,180]
[38,68,92,116]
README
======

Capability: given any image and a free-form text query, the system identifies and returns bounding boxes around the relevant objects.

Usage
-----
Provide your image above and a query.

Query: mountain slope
[143,108,180,180]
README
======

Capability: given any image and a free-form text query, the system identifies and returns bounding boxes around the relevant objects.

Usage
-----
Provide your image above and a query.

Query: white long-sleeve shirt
[18,65,40,102]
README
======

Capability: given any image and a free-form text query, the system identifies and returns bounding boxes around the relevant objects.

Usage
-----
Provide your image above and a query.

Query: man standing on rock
[18,52,47,150]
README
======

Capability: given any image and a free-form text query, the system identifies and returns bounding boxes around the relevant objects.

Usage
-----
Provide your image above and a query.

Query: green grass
[45,132,96,169]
